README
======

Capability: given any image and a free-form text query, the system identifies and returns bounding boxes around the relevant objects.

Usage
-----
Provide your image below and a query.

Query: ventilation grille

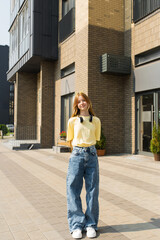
[100,53,131,75]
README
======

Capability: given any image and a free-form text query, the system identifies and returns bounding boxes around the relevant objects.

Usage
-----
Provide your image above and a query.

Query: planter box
[60,136,66,140]
[96,149,106,156]
[154,153,160,161]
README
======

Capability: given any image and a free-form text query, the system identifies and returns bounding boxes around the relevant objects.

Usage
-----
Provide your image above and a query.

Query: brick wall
[75,0,89,93]
[53,54,61,145]
[40,61,55,148]
[60,34,75,69]
[133,9,160,55]
[131,9,160,153]
[87,0,133,154]
[54,79,61,145]
[54,0,134,153]
[124,0,135,153]
[14,72,37,140]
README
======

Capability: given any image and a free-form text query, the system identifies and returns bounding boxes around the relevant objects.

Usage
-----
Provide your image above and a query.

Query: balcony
[59,7,75,43]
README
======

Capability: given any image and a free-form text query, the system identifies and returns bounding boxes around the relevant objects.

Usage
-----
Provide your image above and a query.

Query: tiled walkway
[0,142,160,240]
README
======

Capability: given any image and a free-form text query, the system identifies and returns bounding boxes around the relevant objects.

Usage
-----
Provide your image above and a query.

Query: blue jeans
[66,145,99,233]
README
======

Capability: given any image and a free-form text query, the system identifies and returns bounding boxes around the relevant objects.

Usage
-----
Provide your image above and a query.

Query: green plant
[150,122,160,153]
[60,131,66,137]
[95,128,106,150]
[0,124,9,136]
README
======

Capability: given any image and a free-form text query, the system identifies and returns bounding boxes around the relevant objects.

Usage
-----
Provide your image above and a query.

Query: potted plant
[60,131,67,140]
[95,128,106,156]
[150,121,160,161]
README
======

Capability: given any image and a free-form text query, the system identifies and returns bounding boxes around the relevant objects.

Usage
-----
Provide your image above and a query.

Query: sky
[0,0,10,46]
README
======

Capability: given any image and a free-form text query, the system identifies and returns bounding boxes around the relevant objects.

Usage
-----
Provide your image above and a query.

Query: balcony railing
[59,7,75,43]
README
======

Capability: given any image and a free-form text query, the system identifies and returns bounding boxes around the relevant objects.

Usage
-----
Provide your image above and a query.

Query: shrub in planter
[0,124,9,136]
[150,122,160,161]
[95,128,106,156]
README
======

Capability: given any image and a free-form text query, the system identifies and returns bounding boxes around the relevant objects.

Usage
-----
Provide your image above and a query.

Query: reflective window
[138,94,154,152]
[19,1,29,58]
[61,93,75,133]
[62,0,75,17]
[9,0,29,68]
[9,18,18,68]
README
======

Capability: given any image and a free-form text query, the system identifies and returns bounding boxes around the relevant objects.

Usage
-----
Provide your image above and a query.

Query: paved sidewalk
[0,142,160,240]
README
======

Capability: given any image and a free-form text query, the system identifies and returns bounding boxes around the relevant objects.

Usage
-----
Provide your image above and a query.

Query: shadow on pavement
[98,218,160,235]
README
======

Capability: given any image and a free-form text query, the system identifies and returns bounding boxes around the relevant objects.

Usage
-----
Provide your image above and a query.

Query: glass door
[138,94,154,152]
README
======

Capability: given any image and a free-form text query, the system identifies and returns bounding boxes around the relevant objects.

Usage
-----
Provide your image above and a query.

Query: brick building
[7,0,160,154]
[132,0,160,154]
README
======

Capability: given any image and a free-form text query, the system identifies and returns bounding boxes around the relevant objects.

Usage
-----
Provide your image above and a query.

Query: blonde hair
[72,92,95,117]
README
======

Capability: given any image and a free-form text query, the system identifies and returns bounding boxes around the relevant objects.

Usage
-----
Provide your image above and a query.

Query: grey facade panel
[61,73,75,96]
[33,0,58,59]
[0,45,10,124]
[135,60,160,92]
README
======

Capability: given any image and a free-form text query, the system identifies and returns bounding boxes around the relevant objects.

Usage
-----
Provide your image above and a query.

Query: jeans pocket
[72,149,80,156]
[90,148,97,156]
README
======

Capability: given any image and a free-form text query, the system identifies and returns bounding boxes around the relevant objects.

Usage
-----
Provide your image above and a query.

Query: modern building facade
[7,0,58,145]
[132,0,160,154]
[8,0,160,155]
[0,45,10,124]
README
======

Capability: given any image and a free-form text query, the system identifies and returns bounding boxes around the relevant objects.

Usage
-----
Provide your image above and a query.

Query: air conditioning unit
[100,53,131,75]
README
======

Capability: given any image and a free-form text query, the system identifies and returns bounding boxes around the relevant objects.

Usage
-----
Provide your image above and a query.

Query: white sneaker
[86,227,96,238]
[72,229,82,239]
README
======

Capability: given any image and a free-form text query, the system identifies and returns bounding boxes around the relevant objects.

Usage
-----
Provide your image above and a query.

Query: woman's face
[77,95,88,112]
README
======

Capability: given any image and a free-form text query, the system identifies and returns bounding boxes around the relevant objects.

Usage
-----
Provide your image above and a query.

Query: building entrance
[137,94,154,153]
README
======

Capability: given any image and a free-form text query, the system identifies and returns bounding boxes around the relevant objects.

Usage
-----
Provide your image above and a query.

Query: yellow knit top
[67,116,101,147]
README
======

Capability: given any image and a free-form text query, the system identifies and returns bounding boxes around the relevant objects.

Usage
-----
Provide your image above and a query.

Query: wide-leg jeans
[66,145,99,233]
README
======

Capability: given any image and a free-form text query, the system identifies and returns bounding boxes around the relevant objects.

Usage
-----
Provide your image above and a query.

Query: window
[133,0,160,22]
[9,0,29,67]
[9,18,18,68]
[11,0,19,13]
[137,93,154,153]
[135,46,160,66]
[19,1,29,58]
[11,0,16,12]
[10,84,14,91]
[61,63,75,78]
[62,0,75,17]
[61,93,75,132]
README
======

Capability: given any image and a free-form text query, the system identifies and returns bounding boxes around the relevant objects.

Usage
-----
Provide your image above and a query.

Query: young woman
[66,92,101,239]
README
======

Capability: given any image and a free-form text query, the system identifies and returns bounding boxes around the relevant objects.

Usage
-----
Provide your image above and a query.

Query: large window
[9,0,29,68]
[61,93,74,133]
[133,0,160,22]
[9,18,18,68]
[19,1,29,58]
[10,0,19,24]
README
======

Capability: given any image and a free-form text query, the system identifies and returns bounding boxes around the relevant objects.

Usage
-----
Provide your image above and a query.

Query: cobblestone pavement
[0,142,160,240]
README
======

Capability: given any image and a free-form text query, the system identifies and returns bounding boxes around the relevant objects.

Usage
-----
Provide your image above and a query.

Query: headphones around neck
[79,114,93,123]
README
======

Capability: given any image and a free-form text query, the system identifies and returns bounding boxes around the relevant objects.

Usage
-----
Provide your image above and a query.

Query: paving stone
[0,142,160,239]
